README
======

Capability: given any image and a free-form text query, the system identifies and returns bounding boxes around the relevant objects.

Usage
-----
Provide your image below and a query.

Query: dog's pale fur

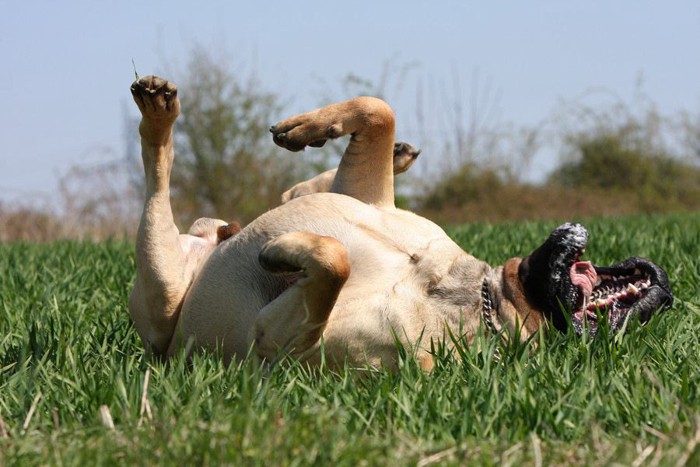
[280,141,419,204]
[129,76,543,370]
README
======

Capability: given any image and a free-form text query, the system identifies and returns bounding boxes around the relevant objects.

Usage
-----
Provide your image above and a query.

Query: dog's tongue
[571,261,597,296]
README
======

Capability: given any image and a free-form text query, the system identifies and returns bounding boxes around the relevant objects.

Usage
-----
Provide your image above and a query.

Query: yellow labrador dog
[129,75,673,370]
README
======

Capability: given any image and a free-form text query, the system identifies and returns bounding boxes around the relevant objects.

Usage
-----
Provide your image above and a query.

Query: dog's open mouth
[520,223,674,336]
[568,256,671,335]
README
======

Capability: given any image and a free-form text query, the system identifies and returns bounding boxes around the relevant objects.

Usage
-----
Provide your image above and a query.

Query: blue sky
[1,1,699,204]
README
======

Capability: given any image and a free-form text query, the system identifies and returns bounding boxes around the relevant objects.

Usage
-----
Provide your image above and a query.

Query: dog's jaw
[511,223,672,336]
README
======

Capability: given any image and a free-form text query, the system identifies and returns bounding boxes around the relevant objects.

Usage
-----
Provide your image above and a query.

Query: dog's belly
[178,193,487,362]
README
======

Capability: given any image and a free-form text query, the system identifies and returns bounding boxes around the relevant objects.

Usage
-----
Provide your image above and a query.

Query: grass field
[1,213,699,465]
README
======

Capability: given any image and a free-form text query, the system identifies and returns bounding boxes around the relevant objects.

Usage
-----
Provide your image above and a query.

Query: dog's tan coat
[129,76,544,370]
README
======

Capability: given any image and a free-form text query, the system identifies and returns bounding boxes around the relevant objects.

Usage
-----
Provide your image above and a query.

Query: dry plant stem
[22,392,41,432]
[99,405,115,431]
[0,415,9,438]
[138,367,153,427]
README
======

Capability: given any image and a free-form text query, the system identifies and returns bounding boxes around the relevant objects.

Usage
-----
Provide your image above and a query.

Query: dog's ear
[517,252,568,331]
[498,258,547,337]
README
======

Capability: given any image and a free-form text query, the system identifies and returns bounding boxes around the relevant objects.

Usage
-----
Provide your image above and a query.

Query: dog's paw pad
[271,130,307,152]
[130,75,179,120]
[270,116,341,152]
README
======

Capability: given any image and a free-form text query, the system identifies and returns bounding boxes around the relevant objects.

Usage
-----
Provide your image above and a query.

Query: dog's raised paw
[270,115,342,152]
[130,75,180,121]
[270,128,307,152]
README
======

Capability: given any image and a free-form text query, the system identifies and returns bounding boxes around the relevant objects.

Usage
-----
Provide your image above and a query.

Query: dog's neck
[481,261,544,341]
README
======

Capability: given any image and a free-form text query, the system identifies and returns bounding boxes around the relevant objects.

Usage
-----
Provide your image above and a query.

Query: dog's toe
[271,129,308,152]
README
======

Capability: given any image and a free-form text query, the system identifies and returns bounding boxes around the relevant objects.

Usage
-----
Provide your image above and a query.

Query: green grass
[1,213,699,465]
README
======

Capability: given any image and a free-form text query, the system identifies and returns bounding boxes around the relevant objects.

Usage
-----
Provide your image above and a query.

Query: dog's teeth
[627,283,639,295]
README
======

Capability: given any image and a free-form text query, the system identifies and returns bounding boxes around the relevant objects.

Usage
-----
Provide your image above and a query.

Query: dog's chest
[337,225,486,328]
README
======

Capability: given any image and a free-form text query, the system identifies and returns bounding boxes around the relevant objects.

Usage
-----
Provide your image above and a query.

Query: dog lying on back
[129,75,673,370]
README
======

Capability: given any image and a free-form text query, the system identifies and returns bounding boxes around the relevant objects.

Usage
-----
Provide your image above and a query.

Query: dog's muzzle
[519,223,674,336]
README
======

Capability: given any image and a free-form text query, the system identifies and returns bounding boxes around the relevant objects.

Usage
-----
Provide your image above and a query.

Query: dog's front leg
[128,76,189,356]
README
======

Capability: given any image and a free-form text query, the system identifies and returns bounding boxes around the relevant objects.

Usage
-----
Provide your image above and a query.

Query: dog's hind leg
[128,76,190,356]
[253,231,350,361]
[271,97,396,207]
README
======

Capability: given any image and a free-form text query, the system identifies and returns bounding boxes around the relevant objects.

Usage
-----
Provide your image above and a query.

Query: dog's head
[491,223,673,337]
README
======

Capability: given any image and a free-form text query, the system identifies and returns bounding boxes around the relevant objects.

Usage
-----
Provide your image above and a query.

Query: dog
[129,75,673,370]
